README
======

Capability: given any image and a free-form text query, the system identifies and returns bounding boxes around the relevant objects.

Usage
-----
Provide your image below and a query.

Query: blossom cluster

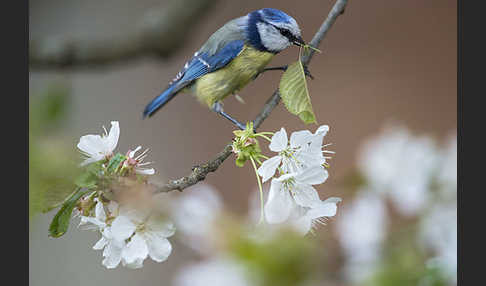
[49,120,343,273]
[58,121,175,269]
[256,125,341,234]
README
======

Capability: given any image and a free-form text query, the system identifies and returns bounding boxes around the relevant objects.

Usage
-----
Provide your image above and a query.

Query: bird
[143,8,306,130]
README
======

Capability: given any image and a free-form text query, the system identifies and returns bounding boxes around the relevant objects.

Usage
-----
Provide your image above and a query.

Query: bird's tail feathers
[143,84,180,118]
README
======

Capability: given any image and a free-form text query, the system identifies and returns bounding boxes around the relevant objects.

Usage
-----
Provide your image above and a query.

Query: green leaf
[48,188,93,238]
[279,61,317,124]
[74,171,97,189]
[74,161,102,188]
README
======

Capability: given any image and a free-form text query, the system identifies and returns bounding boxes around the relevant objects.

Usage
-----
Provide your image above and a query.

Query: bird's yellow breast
[188,45,274,107]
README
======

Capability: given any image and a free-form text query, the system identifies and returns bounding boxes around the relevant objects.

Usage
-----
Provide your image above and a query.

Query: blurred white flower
[358,125,439,216]
[170,183,223,255]
[257,125,332,182]
[437,135,457,199]
[124,146,155,175]
[419,202,457,283]
[264,166,330,224]
[77,121,120,166]
[336,190,387,283]
[173,258,250,286]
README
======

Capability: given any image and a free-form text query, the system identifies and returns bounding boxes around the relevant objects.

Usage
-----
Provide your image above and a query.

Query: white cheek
[257,23,290,52]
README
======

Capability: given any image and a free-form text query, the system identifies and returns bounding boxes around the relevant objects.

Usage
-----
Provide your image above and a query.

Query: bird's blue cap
[259,8,293,24]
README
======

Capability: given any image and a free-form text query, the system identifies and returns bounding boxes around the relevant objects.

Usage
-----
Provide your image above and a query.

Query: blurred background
[29,0,456,285]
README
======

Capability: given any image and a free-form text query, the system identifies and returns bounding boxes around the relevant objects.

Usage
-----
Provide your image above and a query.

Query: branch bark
[154,0,348,194]
[29,0,218,69]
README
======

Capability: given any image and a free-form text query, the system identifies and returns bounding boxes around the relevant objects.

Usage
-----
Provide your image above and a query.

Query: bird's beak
[293,36,306,47]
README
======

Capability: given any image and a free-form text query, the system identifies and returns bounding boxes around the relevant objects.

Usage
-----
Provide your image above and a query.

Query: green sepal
[279,60,317,124]
[232,122,263,167]
[106,153,127,174]
[48,188,94,238]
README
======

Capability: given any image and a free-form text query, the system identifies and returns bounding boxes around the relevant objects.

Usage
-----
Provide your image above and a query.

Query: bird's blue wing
[178,40,244,84]
[143,40,244,117]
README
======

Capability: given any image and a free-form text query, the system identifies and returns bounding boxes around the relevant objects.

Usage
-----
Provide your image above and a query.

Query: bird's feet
[212,102,247,130]
[302,65,314,80]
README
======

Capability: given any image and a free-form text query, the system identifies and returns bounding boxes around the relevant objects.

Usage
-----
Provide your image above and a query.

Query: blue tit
[143,8,306,129]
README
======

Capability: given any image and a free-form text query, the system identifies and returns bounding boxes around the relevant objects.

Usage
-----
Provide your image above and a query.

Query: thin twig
[153,0,348,193]
[29,0,218,69]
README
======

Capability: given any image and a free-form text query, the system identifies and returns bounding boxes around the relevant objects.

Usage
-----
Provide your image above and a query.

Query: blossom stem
[250,156,265,224]
[256,134,272,142]
[259,154,270,160]
[256,132,274,135]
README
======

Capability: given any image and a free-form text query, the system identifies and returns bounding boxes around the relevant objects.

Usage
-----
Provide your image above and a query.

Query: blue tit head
[246,8,305,53]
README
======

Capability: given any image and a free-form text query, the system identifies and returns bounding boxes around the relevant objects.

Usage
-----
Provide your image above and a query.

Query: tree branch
[29,0,218,69]
[153,0,348,194]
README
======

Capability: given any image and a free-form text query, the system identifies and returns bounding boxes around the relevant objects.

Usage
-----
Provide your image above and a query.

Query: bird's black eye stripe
[274,26,294,40]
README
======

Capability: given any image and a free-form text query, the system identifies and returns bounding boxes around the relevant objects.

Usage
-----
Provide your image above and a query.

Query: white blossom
[289,197,341,235]
[264,166,333,225]
[110,209,175,269]
[97,226,128,269]
[335,190,387,283]
[77,199,126,269]
[77,121,120,166]
[80,200,175,269]
[124,145,155,175]
[357,125,439,216]
[250,187,340,235]
[257,125,332,182]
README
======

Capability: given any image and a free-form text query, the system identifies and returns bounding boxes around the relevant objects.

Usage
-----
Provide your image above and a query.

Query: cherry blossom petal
[257,155,282,182]
[93,236,108,250]
[146,234,172,262]
[292,183,321,208]
[122,233,149,265]
[306,197,341,219]
[294,148,326,168]
[290,130,313,148]
[264,179,293,223]
[147,218,176,238]
[291,215,313,235]
[77,134,104,156]
[94,200,106,222]
[295,166,328,185]
[79,216,106,228]
[105,121,120,152]
[128,146,142,158]
[123,258,144,269]
[111,215,136,241]
[135,168,155,175]
[102,241,123,269]
[308,125,330,153]
[269,128,288,152]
